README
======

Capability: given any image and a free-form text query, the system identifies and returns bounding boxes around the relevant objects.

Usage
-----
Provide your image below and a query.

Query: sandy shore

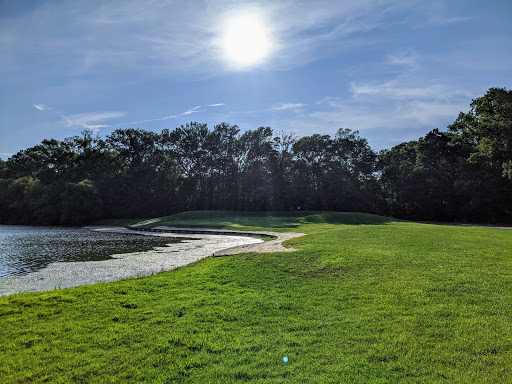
[0,226,263,296]
[137,226,306,256]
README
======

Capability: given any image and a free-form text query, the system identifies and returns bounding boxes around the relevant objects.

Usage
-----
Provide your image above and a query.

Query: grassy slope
[135,210,395,231]
[0,212,511,383]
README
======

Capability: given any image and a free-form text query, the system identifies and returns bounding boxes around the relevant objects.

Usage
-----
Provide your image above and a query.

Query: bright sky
[1,0,511,159]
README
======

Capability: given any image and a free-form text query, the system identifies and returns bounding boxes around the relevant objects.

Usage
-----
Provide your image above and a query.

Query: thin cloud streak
[386,49,418,69]
[33,102,224,131]
[113,104,224,127]
[33,104,74,126]
[316,97,340,106]
[271,103,306,111]
[34,104,124,131]
[350,82,473,100]
[67,111,125,130]
[0,153,13,161]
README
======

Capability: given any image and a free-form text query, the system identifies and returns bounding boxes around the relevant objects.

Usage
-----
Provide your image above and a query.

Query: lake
[0,225,180,278]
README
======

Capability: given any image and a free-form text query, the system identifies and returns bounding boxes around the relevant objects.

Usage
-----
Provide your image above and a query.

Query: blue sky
[1,0,511,160]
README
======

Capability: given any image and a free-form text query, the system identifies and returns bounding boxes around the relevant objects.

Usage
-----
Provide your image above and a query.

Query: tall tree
[0,159,6,179]
[206,123,240,210]
[292,133,332,210]
[162,123,210,210]
[329,128,378,212]
[106,128,168,216]
[6,139,75,183]
[60,180,103,225]
[237,127,276,211]
[378,141,421,219]
[449,87,512,179]
[271,131,297,210]
[448,87,512,222]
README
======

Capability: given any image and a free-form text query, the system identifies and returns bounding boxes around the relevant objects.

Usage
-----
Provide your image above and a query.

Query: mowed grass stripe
[0,212,511,383]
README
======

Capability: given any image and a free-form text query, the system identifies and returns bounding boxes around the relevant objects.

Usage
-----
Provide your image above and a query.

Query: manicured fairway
[0,212,511,383]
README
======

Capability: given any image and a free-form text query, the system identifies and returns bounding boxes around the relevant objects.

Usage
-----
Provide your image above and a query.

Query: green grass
[136,210,395,231]
[1,211,511,383]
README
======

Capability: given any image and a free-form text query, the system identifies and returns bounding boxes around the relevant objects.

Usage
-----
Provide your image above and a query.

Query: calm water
[0,225,181,278]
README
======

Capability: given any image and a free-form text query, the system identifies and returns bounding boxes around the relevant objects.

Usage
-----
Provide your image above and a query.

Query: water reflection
[0,225,181,277]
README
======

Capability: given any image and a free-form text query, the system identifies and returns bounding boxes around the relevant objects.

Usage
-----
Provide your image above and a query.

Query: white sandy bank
[0,226,262,296]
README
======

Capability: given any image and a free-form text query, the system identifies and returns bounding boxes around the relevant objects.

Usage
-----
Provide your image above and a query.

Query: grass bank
[1,211,511,383]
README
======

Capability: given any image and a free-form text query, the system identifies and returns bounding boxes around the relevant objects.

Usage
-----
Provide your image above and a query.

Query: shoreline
[128,225,306,256]
[0,226,263,296]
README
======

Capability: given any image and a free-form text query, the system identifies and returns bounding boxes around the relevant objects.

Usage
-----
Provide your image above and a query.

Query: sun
[220,12,272,69]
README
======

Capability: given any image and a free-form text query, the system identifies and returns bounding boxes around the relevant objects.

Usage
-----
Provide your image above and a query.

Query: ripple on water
[0,225,183,278]
[0,228,263,296]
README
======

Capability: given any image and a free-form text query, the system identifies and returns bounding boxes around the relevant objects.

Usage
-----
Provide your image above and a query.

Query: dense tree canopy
[379,87,512,223]
[1,87,510,225]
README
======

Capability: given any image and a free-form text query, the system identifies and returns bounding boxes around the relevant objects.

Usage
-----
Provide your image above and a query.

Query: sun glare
[221,12,272,69]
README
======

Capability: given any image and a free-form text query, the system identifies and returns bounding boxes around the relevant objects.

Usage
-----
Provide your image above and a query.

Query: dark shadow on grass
[294,212,397,225]
[143,211,398,230]
[416,220,512,229]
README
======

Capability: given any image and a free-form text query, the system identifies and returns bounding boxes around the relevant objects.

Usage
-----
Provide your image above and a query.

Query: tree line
[1,87,510,225]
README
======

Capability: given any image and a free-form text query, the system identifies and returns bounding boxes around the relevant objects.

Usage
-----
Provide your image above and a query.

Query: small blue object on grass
[283,356,288,363]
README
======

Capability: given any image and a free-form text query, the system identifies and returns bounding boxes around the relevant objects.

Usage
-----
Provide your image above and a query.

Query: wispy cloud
[33,102,225,131]
[113,104,224,127]
[67,111,125,130]
[350,81,472,100]
[422,15,472,27]
[266,77,475,149]
[0,0,443,75]
[349,79,473,129]
[271,103,306,111]
[0,153,13,161]
[316,97,340,106]
[386,49,418,69]
[34,104,124,131]
[444,16,472,24]
[114,107,201,127]
[180,106,203,116]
